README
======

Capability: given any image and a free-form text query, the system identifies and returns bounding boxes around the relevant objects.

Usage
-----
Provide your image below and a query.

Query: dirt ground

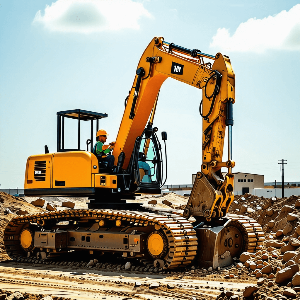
[1,191,300,299]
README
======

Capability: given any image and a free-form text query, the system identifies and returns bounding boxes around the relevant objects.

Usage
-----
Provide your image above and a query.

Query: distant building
[192,172,264,195]
[175,173,300,198]
[233,172,264,195]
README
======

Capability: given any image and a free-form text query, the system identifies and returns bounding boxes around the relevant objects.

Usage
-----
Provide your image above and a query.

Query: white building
[233,172,264,195]
[192,172,264,195]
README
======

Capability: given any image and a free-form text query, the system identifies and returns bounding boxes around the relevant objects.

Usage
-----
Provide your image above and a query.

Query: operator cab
[56,109,111,172]
[56,109,108,153]
[54,109,167,198]
[134,125,167,194]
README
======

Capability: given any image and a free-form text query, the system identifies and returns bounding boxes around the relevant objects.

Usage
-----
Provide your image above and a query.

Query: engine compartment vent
[34,161,46,181]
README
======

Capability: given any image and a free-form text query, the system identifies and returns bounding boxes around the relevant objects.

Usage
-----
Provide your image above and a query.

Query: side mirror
[45,145,49,154]
[161,131,167,141]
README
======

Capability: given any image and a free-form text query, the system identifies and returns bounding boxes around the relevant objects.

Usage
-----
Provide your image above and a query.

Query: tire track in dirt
[0,262,251,300]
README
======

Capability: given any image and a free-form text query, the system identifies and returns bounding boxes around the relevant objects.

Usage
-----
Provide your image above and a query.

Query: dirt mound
[226,194,300,299]
[229,193,300,232]
[0,192,46,215]
[0,192,46,261]
[0,290,68,300]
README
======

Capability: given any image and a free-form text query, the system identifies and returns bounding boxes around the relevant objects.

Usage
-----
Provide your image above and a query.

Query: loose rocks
[261,264,272,274]
[283,288,297,298]
[266,240,285,248]
[243,285,259,298]
[62,201,75,209]
[292,272,300,286]
[283,251,297,262]
[281,205,294,214]
[287,213,298,222]
[275,264,299,284]
[283,223,293,235]
[240,252,251,263]
[149,282,160,289]
[46,203,56,211]
[31,198,45,207]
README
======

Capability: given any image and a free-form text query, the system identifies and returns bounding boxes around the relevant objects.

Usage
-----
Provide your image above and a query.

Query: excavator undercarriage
[4,208,264,269]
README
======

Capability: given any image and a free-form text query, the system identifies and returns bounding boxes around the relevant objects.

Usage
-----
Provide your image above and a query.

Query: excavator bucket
[183,172,223,219]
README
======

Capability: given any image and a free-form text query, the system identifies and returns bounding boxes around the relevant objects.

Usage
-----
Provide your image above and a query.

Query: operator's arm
[102,142,116,153]
[95,142,111,155]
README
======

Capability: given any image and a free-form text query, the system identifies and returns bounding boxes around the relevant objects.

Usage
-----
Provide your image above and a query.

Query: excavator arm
[113,37,235,221]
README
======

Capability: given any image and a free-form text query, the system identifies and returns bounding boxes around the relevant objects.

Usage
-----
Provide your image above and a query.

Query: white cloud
[210,4,300,52]
[33,0,153,33]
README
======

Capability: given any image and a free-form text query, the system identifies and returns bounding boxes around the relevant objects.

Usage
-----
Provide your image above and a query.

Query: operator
[93,129,115,169]
[138,152,151,182]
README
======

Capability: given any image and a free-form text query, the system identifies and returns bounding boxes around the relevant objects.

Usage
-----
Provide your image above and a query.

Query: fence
[162,184,193,190]
[253,188,300,198]
[0,189,24,196]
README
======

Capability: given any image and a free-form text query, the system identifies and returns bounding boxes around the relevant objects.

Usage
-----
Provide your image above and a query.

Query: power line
[278,159,287,198]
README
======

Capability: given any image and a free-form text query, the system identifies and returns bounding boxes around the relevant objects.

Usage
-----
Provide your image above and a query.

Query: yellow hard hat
[96,129,108,137]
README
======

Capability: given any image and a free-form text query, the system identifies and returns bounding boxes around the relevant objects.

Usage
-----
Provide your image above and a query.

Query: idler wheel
[20,228,34,252]
[218,224,246,258]
[147,231,168,258]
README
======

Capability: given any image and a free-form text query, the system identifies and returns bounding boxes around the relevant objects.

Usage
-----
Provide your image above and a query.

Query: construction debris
[61,201,75,209]
[31,198,45,207]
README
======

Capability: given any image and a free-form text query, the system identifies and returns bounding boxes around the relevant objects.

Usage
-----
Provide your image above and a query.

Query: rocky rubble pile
[0,291,66,300]
[224,194,300,299]
[229,194,300,230]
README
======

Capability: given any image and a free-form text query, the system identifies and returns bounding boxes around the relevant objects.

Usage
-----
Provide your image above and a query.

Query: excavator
[4,37,264,269]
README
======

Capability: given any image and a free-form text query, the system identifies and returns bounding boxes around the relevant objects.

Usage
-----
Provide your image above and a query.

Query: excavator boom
[113,37,235,220]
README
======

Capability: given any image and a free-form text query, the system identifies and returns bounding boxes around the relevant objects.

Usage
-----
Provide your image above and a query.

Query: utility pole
[278,159,287,198]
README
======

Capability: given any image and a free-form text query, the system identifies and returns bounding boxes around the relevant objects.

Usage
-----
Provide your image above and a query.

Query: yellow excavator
[4,37,264,269]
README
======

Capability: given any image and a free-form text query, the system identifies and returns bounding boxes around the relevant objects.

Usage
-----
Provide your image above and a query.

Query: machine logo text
[171,62,184,75]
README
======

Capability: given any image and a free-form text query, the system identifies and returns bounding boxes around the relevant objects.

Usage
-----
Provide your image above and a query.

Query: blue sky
[1,0,300,188]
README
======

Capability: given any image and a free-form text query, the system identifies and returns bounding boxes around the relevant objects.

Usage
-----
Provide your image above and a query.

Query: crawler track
[4,209,198,269]
[4,209,264,271]
[227,214,265,253]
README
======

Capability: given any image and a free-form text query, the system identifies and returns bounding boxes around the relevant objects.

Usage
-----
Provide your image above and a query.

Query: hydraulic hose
[199,70,222,120]
[161,139,167,187]
[128,136,142,185]
[152,131,163,187]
